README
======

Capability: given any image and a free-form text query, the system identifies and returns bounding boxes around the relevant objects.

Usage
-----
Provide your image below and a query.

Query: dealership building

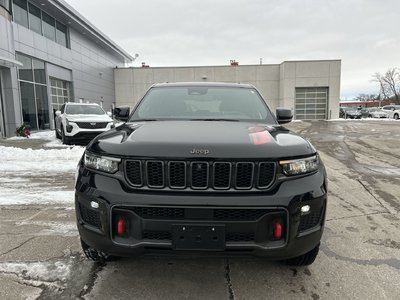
[115,59,341,121]
[1,0,341,138]
[0,0,133,138]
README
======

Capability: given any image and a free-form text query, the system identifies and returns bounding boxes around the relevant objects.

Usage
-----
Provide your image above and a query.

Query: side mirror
[114,106,130,122]
[276,108,293,124]
[55,110,61,116]
[107,111,112,117]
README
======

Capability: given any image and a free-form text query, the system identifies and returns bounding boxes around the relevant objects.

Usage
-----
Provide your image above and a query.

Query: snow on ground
[0,145,84,173]
[328,118,399,121]
[0,133,85,206]
[7,130,73,148]
[0,261,72,282]
[7,130,57,141]
[15,220,78,236]
[0,189,75,206]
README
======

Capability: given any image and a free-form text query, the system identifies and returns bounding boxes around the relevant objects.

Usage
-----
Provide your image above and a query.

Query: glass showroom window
[16,53,50,130]
[0,0,11,12]
[13,0,69,48]
[42,11,55,41]
[56,21,68,47]
[13,0,28,28]
[28,2,41,34]
[50,78,71,117]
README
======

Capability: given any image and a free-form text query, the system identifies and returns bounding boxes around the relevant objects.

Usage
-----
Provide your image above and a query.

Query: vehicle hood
[87,121,315,159]
[65,114,112,122]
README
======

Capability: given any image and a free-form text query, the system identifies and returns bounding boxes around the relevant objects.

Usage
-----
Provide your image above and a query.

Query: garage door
[295,87,328,120]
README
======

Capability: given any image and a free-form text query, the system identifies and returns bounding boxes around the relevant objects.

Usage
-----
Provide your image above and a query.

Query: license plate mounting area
[172,224,225,251]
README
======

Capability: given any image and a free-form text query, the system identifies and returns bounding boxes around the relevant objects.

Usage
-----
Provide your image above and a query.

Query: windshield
[129,86,276,123]
[65,105,105,115]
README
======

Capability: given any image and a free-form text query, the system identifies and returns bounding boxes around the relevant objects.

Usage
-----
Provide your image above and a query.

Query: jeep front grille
[76,122,108,129]
[125,160,276,191]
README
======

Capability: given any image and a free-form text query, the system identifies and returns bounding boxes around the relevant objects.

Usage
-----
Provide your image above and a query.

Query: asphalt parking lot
[0,120,399,300]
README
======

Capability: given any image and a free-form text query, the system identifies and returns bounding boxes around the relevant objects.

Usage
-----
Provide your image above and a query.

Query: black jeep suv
[75,82,327,266]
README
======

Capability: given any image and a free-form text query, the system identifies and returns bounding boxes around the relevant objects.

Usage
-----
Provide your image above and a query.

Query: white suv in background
[55,103,114,144]
[381,105,400,120]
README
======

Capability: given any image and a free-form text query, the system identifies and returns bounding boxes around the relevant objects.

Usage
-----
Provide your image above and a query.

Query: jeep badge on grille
[190,148,210,155]
[90,123,96,126]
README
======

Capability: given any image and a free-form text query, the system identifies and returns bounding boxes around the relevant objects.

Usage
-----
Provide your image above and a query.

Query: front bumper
[66,131,105,143]
[75,165,327,259]
[64,122,113,140]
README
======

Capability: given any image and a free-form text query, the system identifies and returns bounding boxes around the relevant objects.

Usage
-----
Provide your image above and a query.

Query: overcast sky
[65,0,400,99]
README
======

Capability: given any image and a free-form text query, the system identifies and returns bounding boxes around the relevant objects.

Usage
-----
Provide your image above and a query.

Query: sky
[64,0,400,100]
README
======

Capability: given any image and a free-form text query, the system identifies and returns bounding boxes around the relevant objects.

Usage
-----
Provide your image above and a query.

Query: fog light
[301,205,310,214]
[90,201,99,209]
[66,125,73,132]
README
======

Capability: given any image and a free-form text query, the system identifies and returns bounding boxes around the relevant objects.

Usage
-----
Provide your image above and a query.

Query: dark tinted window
[33,59,46,84]
[130,86,276,123]
[66,105,106,115]
[13,0,28,27]
[28,3,42,34]
[55,21,67,47]
[42,11,55,41]
[16,53,33,82]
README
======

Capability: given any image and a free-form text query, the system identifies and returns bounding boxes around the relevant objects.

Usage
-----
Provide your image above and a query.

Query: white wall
[114,60,341,119]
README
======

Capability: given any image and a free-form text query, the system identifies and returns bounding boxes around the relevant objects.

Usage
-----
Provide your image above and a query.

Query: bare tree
[354,93,378,102]
[372,68,400,103]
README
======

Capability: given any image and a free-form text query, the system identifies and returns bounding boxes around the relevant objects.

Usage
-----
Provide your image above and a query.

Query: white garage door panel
[295,87,328,120]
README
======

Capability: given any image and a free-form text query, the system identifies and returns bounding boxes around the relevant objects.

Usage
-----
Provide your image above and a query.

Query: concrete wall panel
[214,67,236,82]
[114,60,341,120]
[173,68,195,82]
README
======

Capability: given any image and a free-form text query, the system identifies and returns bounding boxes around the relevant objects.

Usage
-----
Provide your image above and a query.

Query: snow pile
[0,145,85,206]
[0,190,75,206]
[0,145,84,174]
[7,130,73,148]
[8,130,56,141]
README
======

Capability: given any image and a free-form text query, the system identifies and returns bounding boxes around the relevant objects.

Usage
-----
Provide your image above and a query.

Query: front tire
[55,128,61,139]
[283,243,320,266]
[61,127,70,145]
[394,113,399,120]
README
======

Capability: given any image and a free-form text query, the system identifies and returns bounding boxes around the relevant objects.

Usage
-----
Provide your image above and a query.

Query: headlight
[84,152,120,173]
[279,155,319,176]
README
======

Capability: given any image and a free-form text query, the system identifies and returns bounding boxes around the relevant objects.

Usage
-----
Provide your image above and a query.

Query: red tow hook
[117,218,126,236]
[273,222,282,239]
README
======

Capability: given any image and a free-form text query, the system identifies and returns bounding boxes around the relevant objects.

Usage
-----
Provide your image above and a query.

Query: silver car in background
[381,105,400,120]
[360,107,389,118]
